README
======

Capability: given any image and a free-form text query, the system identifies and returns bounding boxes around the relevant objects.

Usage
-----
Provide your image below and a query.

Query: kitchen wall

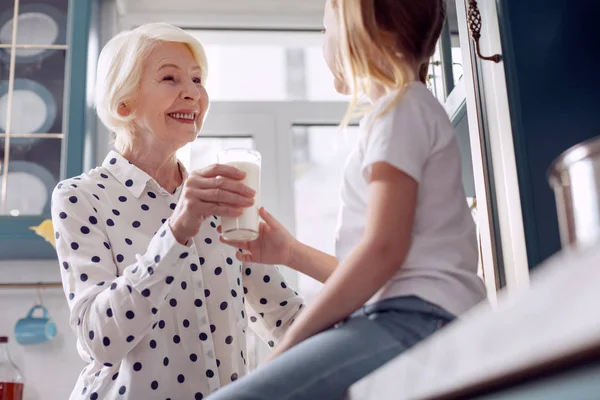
[497,0,600,267]
[0,262,84,400]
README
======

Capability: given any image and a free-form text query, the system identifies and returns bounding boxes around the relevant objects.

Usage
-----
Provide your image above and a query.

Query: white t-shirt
[335,82,486,316]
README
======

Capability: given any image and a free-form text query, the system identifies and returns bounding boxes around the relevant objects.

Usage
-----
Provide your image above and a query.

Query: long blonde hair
[333,0,445,127]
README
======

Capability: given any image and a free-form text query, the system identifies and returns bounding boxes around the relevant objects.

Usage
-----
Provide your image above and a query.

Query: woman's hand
[169,164,256,244]
[219,207,297,266]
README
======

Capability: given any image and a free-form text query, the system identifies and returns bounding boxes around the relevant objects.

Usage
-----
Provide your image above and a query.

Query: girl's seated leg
[207,296,454,400]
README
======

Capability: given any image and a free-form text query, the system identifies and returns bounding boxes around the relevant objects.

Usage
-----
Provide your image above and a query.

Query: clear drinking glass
[217,148,261,241]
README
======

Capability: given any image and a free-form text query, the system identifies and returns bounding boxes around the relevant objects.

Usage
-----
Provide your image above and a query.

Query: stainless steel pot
[548,135,600,249]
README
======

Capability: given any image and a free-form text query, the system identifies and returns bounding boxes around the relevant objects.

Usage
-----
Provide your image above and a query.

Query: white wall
[0,262,84,400]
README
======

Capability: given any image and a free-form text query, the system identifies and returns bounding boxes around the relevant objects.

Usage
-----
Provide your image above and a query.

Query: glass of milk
[217,148,261,242]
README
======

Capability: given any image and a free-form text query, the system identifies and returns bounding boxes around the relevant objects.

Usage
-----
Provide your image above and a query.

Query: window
[291,124,359,301]
[177,137,254,171]
[429,44,464,102]
[186,30,346,101]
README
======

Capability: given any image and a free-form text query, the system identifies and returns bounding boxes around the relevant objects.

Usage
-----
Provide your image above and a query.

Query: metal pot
[548,135,600,249]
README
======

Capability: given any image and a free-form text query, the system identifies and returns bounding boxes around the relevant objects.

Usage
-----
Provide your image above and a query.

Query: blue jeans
[207,296,455,400]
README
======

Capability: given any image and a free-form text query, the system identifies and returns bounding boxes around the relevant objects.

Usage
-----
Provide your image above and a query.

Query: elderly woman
[51,23,303,400]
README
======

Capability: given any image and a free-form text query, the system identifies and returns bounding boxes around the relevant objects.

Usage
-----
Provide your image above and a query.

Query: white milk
[221,160,261,241]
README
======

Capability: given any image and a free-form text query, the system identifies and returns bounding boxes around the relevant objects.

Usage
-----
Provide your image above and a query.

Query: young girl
[209,0,486,398]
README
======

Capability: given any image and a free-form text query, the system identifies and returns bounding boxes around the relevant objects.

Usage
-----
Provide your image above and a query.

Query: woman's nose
[181,81,200,101]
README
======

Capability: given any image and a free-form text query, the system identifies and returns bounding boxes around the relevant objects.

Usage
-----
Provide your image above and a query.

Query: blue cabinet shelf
[0,0,99,260]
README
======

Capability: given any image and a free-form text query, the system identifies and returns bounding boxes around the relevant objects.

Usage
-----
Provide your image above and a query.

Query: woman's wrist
[168,218,191,245]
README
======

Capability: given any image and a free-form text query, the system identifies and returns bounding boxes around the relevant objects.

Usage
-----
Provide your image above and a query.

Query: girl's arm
[220,207,338,283]
[288,241,338,283]
[271,161,418,355]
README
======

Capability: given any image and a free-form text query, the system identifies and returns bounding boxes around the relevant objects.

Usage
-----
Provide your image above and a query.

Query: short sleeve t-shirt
[335,82,486,316]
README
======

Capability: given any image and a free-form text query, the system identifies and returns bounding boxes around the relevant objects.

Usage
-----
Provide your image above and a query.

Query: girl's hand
[219,207,297,266]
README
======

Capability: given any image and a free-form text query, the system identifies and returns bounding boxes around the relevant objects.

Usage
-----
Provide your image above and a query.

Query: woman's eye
[162,75,175,81]
[193,77,202,84]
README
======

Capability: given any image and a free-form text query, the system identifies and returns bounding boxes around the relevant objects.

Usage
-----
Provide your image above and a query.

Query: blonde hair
[95,23,208,152]
[333,0,445,127]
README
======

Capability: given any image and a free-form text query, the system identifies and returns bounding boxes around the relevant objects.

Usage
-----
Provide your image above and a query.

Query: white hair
[94,23,208,152]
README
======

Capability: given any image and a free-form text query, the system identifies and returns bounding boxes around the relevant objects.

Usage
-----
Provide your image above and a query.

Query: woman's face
[124,42,209,150]
[322,0,350,95]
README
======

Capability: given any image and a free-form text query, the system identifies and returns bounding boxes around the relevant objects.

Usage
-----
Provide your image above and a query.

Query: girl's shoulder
[375,82,445,118]
[363,82,453,140]
[356,82,456,168]
[362,82,444,127]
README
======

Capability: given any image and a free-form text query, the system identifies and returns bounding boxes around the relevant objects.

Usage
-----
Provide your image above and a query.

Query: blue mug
[14,305,57,345]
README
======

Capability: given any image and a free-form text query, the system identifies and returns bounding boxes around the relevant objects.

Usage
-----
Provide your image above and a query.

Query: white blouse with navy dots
[51,151,304,400]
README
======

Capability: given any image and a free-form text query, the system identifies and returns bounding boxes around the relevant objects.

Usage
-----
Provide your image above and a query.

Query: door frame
[455,0,530,300]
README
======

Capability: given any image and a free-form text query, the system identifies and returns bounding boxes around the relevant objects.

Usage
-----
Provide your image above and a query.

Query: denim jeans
[206,295,455,400]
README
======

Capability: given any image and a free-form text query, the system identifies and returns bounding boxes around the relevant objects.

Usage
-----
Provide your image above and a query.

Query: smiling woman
[94,23,208,154]
[50,23,304,400]
[116,41,209,165]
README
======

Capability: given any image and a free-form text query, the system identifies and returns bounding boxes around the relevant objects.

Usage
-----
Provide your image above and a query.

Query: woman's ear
[117,102,131,117]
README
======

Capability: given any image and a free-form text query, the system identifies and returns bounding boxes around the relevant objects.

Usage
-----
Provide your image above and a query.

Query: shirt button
[199,316,207,325]
[206,350,214,359]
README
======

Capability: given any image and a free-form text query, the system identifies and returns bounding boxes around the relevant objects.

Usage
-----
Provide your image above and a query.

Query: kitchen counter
[348,245,600,399]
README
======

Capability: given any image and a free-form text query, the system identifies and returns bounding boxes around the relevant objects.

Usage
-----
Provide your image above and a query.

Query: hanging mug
[14,305,57,345]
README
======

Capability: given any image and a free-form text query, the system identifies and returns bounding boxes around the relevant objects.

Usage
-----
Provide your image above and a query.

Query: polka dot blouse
[51,151,304,399]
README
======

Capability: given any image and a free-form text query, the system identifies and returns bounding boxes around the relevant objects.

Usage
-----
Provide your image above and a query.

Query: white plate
[0,12,59,57]
[0,4,66,63]
[0,160,56,216]
[0,78,56,136]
